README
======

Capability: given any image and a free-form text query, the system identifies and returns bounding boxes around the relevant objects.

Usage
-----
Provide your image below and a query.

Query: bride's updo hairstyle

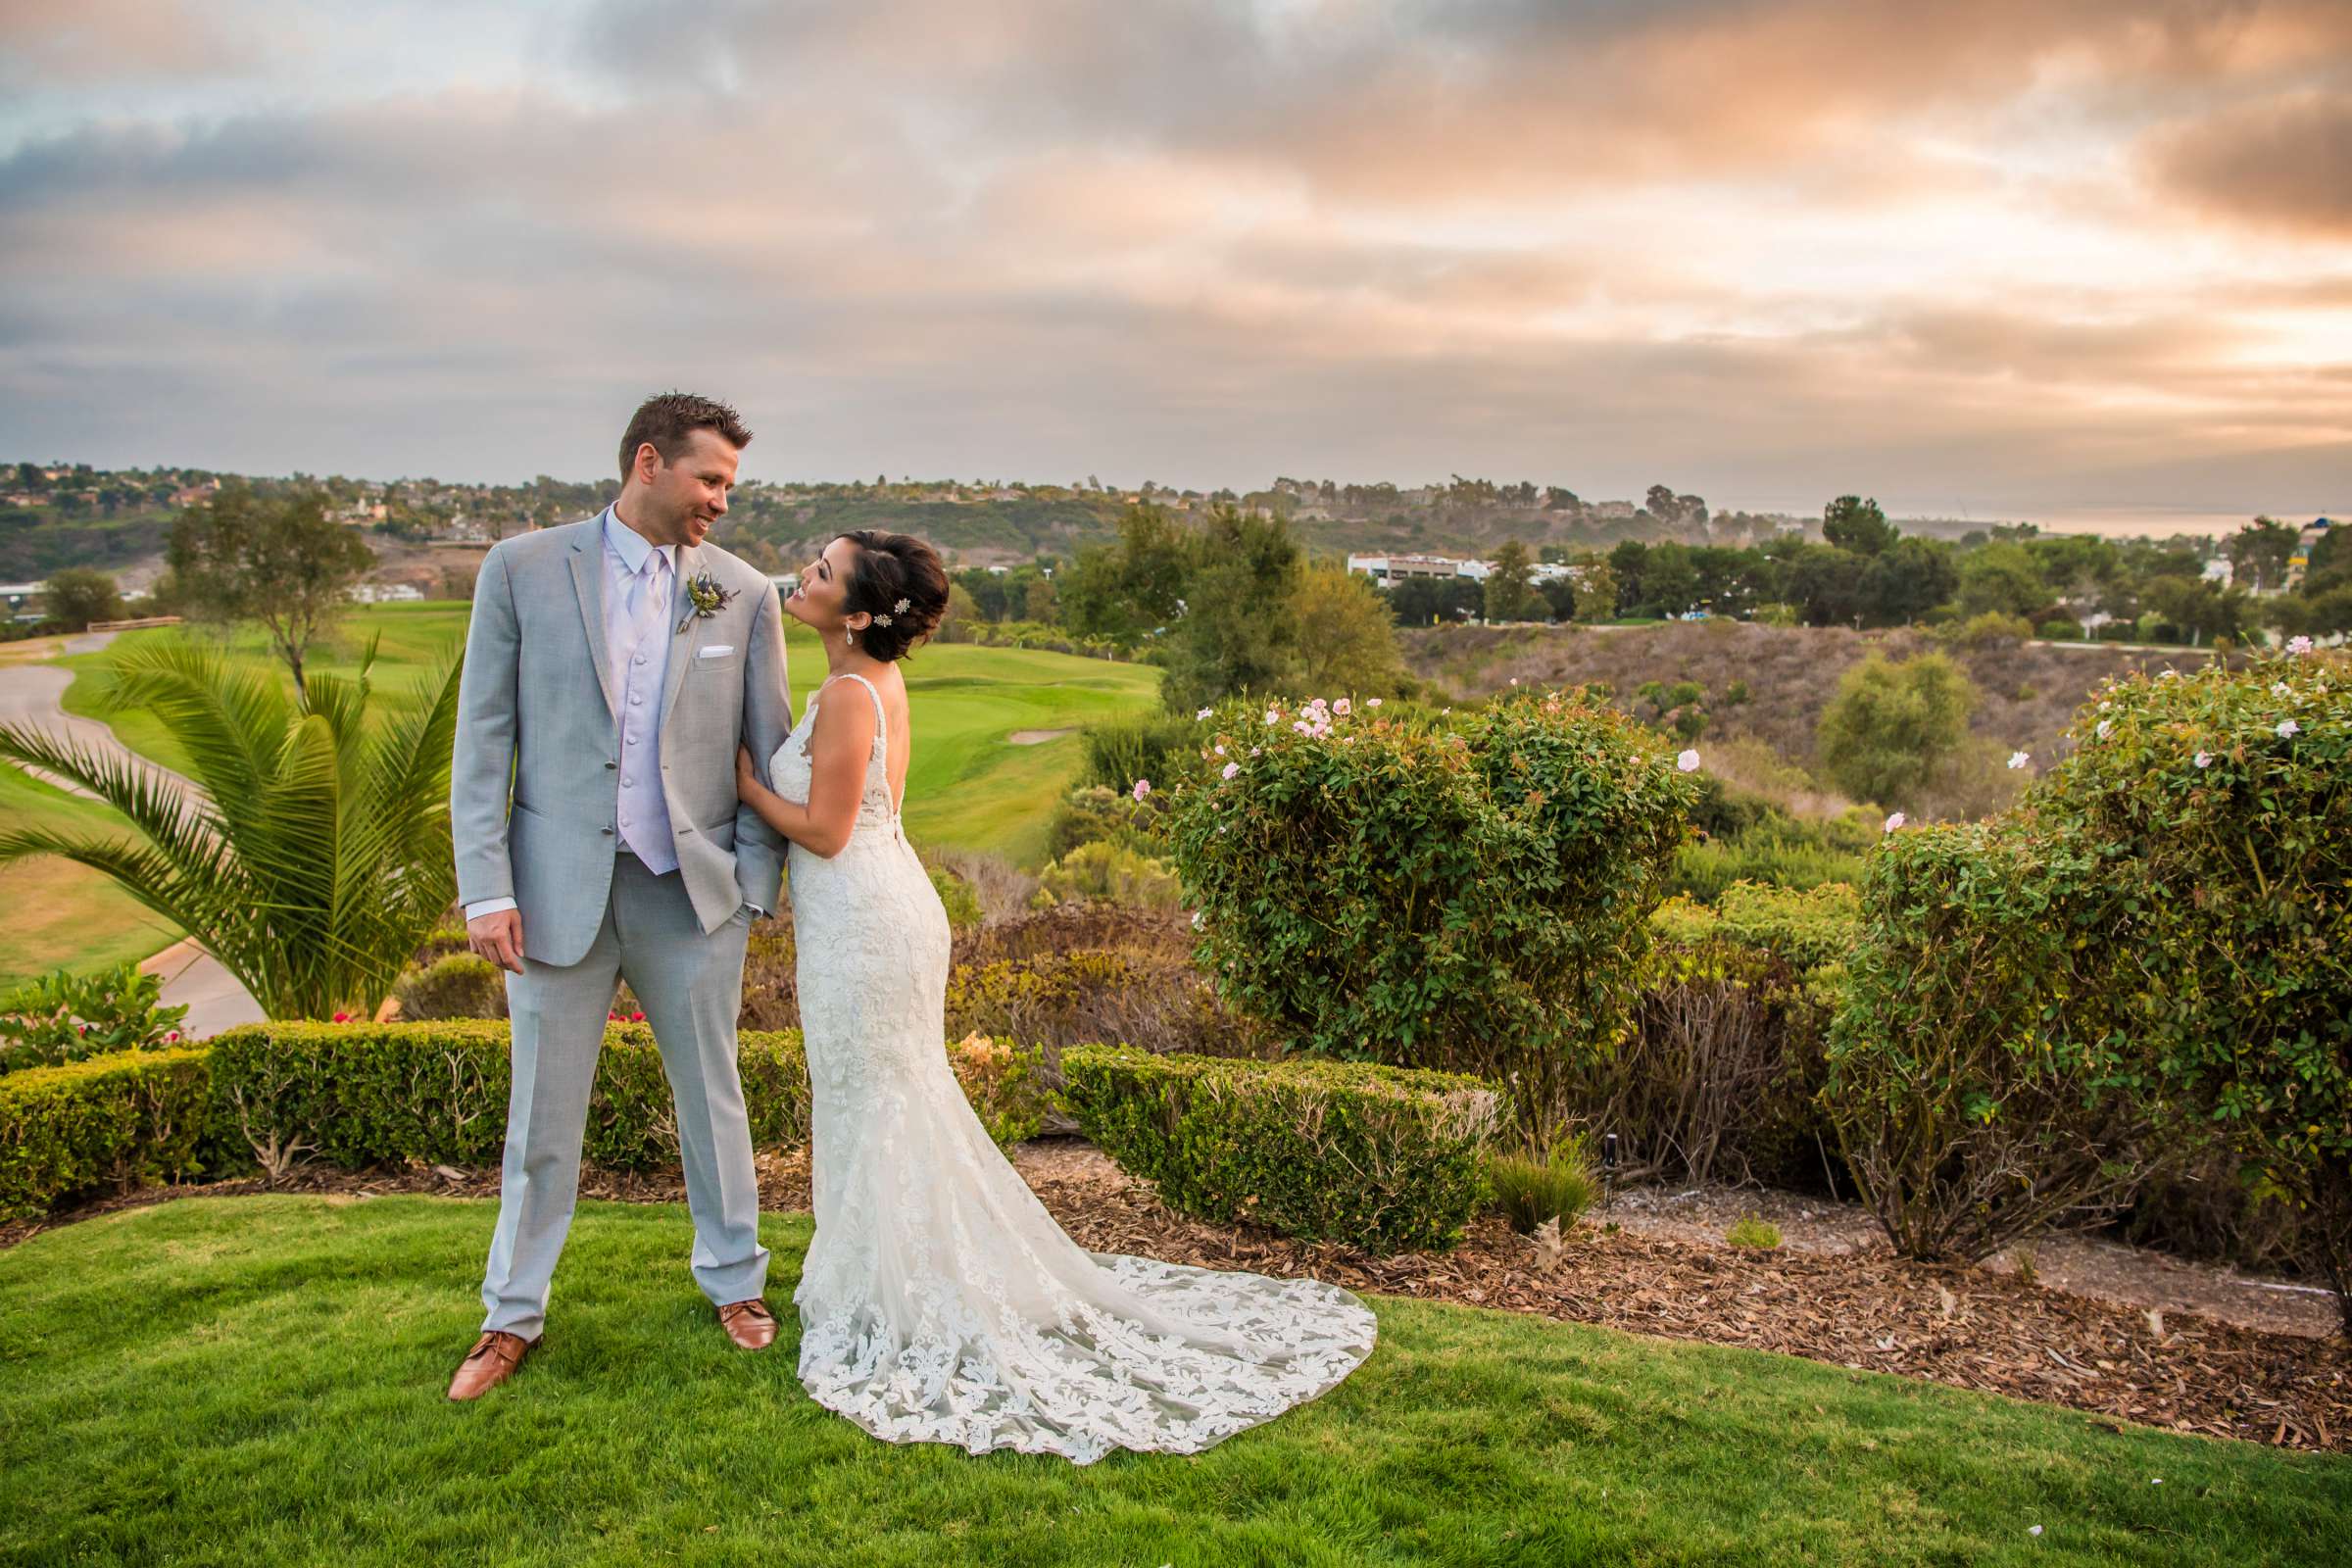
[835,529,951,662]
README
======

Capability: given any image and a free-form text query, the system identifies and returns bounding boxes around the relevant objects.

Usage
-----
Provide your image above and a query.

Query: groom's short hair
[618,392,753,481]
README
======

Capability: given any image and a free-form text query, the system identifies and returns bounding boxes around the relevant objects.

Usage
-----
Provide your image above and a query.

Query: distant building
[2,583,44,622]
[349,582,425,604]
[2287,517,2332,589]
[1348,553,1461,585]
[2201,556,2234,586]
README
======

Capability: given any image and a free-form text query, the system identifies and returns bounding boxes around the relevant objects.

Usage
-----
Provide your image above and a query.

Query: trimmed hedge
[0,1048,214,1220]
[1063,1045,1502,1254]
[205,1020,811,1179]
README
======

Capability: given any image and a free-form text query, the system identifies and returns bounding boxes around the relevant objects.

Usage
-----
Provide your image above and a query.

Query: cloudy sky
[2,0,2348,519]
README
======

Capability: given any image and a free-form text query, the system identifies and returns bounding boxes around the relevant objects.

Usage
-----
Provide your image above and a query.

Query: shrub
[1685,775,1778,841]
[1032,840,1184,909]
[1725,1214,1782,1250]
[1167,689,1694,1130]
[2038,618,2082,641]
[1042,785,1161,860]
[952,904,1190,968]
[1674,827,1872,903]
[1703,878,1863,974]
[202,1021,812,1180]
[0,1047,214,1219]
[1910,738,2033,823]
[1824,821,2152,1261]
[2035,653,2352,1323]
[1487,1132,1599,1235]
[409,921,472,968]
[1064,1045,1502,1254]
[738,921,799,1031]
[1077,712,1199,798]
[0,962,189,1073]
[945,1033,1056,1150]
[2121,1135,2305,1274]
[1815,651,1978,808]
[926,862,984,931]
[390,954,508,1021]
[1945,611,2035,649]
[1580,883,1855,1189]
[945,949,1257,1075]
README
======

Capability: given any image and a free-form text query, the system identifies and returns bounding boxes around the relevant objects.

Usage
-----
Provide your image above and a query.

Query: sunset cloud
[0,0,2345,519]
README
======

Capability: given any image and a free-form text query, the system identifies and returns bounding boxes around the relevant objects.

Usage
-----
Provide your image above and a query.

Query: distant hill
[2,460,1799,580]
[0,512,176,580]
[1400,620,2235,793]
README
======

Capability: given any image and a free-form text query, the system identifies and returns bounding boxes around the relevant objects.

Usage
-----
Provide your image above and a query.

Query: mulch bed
[9,1144,2346,1456]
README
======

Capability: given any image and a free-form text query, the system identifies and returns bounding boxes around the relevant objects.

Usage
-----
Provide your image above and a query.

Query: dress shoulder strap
[826,671,889,760]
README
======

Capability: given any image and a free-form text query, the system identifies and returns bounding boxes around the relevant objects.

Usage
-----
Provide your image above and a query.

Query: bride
[733,529,1376,1464]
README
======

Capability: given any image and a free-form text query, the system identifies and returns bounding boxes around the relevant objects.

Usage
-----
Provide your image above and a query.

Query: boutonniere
[676,570,737,635]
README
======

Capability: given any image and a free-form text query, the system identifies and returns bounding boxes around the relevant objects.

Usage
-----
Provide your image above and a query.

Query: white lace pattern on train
[774,671,1377,1463]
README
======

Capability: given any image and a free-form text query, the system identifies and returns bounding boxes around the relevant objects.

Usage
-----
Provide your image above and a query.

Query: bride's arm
[735,691,875,859]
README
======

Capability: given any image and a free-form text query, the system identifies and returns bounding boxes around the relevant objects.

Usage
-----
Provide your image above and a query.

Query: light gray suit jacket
[451,515,792,967]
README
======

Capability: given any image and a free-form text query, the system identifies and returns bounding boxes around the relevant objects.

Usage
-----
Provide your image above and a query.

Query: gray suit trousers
[479,853,770,1339]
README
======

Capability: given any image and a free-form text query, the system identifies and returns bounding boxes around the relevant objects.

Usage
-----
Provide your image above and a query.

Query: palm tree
[0,637,463,1020]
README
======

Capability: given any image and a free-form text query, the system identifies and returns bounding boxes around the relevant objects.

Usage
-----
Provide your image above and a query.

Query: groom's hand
[467,907,526,974]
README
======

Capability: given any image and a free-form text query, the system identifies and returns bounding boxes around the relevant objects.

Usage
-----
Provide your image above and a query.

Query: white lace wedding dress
[772,671,1377,1463]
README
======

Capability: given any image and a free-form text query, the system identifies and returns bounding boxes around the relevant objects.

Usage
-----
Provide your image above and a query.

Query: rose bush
[1164,688,1694,1129]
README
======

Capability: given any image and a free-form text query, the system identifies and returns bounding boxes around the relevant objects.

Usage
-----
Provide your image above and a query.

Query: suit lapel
[660,544,707,729]
[567,517,619,720]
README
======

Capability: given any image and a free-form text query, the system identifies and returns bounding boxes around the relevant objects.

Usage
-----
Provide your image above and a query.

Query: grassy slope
[832,642,1155,864]
[54,605,1157,868]
[1,1197,2343,1567]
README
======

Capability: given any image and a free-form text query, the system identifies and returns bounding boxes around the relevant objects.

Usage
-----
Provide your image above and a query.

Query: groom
[445,391,793,1400]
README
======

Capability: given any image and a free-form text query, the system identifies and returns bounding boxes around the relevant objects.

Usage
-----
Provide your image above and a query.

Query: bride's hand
[735,743,764,803]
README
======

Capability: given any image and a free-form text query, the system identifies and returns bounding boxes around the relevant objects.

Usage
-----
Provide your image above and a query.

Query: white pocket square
[696,645,736,660]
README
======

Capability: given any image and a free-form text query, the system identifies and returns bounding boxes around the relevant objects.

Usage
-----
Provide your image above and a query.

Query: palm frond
[0,724,228,883]
[101,641,289,803]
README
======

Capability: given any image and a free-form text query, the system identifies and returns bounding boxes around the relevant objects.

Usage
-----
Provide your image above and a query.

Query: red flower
[629,1011,646,1023]
[332,1011,352,1023]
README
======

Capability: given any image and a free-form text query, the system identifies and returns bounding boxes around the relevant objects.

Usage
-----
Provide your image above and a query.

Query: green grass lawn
[52,604,1159,869]
[2,1197,2344,1566]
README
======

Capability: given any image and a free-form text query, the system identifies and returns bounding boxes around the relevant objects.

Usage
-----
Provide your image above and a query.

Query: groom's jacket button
[602,827,614,836]
[604,761,616,770]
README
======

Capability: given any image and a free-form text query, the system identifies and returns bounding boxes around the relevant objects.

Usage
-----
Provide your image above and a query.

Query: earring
[846,627,856,646]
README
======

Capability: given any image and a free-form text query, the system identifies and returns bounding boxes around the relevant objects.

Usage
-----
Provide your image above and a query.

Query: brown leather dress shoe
[448,1331,535,1400]
[717,1298,778,1351]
